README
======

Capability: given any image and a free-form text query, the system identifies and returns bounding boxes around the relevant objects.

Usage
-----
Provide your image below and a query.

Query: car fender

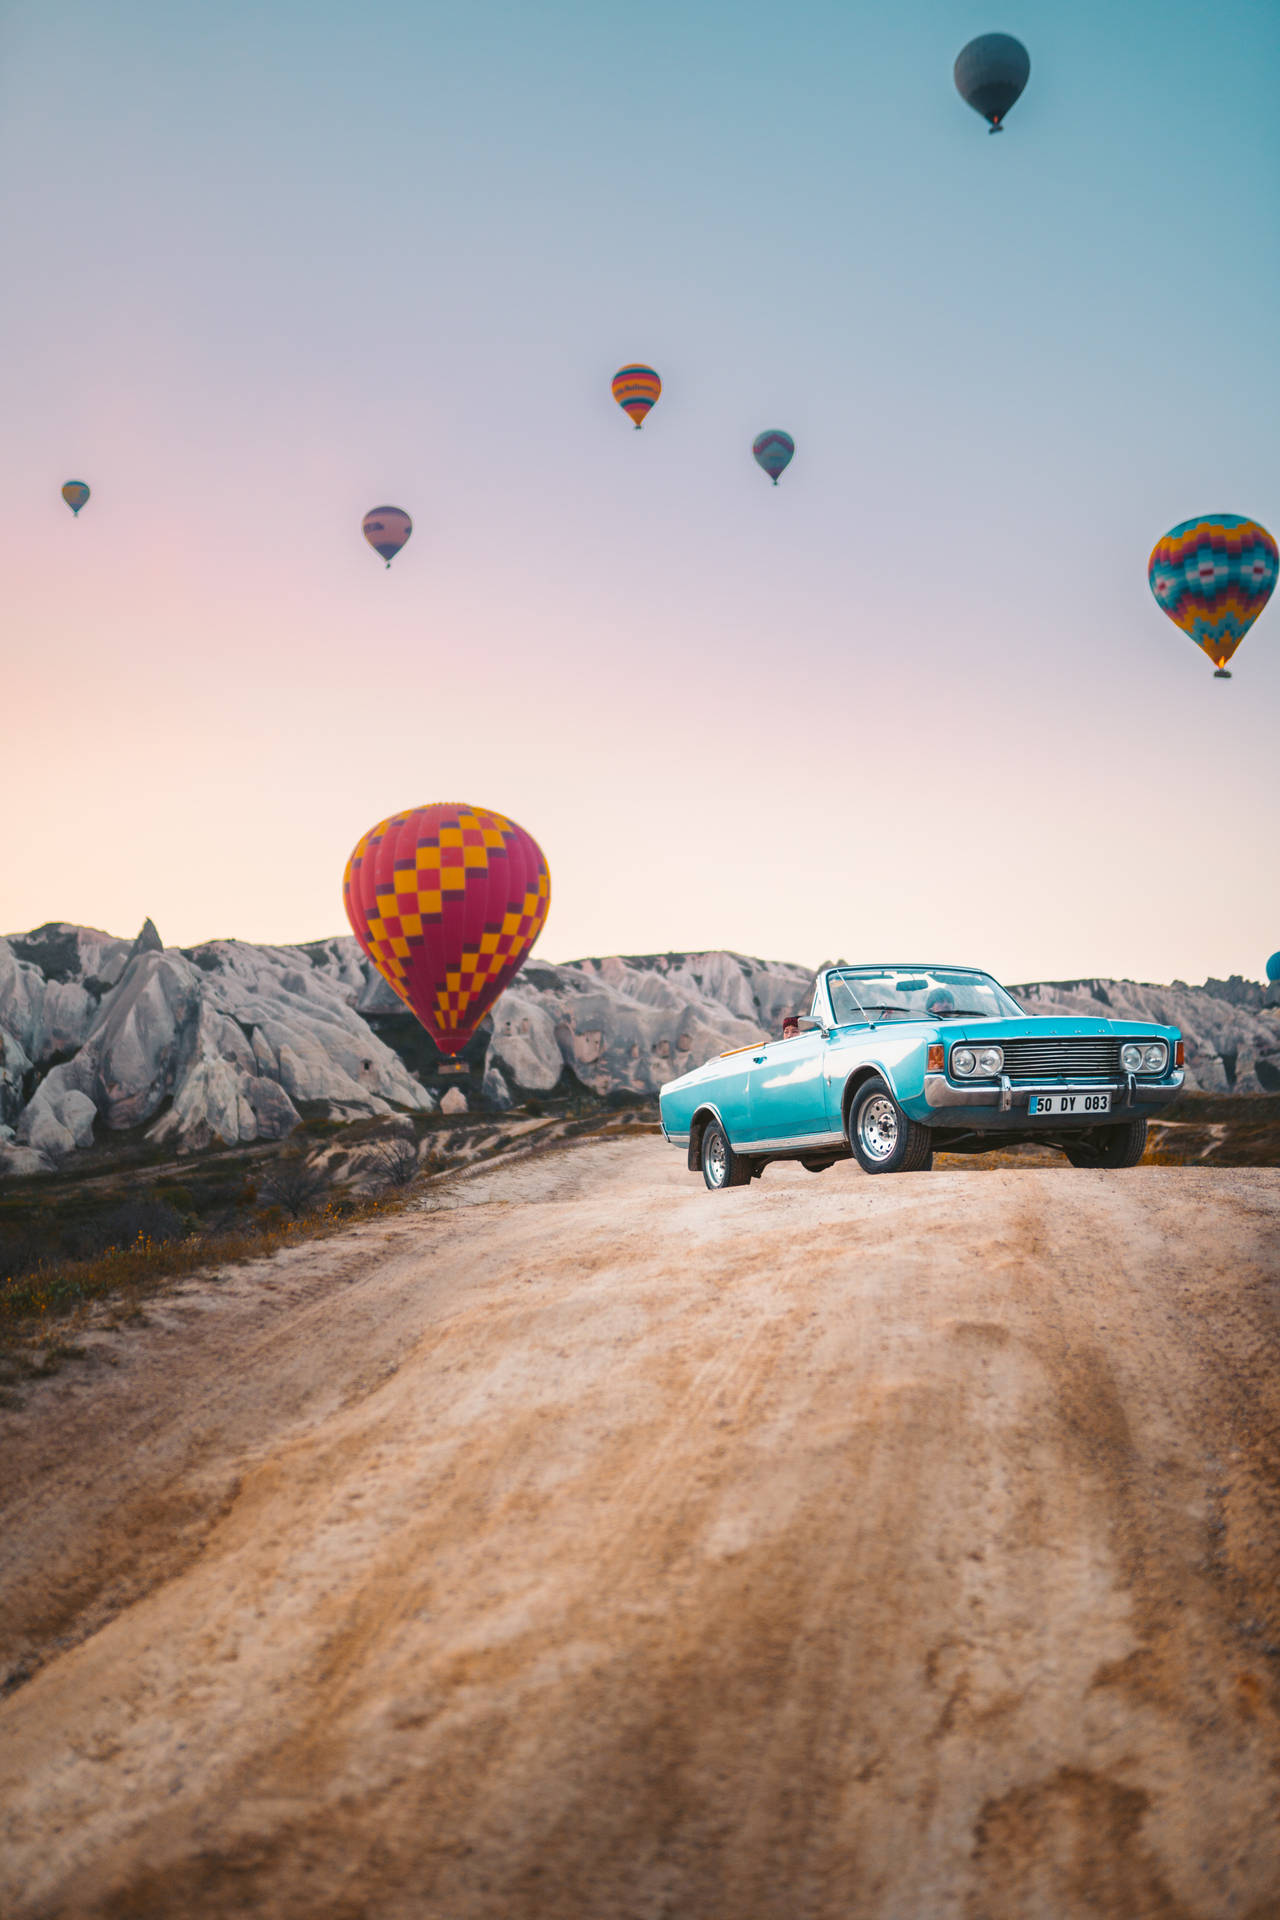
[686,1101,731,1173]
[835,1059,903,1134]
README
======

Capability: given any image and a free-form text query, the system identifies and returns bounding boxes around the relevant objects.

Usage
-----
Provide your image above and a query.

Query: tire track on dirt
[1,1147,1278,1920]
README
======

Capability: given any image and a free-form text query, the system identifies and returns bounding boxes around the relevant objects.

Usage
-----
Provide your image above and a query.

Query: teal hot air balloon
[61,480,90,516]
[1267,953,1280,985]
[954,33,1030,132]
[752,431,795,486]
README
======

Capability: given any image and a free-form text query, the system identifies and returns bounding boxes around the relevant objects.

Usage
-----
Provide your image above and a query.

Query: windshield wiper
[853,1004,913,1019]
[929,1008,994,1020]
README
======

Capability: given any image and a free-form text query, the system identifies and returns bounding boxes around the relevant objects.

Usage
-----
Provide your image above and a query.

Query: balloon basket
[1213,669,1232,679]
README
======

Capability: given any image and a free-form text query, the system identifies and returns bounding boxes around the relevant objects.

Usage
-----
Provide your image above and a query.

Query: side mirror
[796,1014,828,1037]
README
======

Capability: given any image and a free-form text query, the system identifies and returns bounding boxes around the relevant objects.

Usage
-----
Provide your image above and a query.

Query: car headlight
[951,1045,1003,1079]
[1120,1040,1169,1074]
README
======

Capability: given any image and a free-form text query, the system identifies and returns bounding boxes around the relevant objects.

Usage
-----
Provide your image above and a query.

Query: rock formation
[2,922,1276,1176]
[0,924,433,1176]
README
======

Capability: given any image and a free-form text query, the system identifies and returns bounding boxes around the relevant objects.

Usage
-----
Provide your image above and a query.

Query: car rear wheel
[848,1077,934,1174]
[1064,1119,1147,1169]
[701,1118,753,1190]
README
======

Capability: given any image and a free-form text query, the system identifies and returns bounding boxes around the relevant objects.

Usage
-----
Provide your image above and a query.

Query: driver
[925,986,957,1017]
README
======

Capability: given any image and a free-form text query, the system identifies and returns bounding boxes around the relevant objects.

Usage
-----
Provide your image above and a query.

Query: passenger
[782,1015,801,1041]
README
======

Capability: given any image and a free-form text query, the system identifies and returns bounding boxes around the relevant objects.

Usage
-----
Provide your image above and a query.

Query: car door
[745,1032,833,1145]
[703,1045,755,1146]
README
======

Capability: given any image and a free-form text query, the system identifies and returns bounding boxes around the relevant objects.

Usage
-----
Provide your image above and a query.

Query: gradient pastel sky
[2,0,1277,983]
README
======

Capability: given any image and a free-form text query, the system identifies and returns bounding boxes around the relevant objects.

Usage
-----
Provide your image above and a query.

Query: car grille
[998,1038,1121,1080]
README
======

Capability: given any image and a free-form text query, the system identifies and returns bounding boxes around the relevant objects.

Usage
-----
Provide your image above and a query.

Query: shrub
[258,1156,330,1219]
[365,1138,420,1189]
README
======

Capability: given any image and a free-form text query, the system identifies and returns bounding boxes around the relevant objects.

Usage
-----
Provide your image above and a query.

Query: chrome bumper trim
[924,1071,1183,1110]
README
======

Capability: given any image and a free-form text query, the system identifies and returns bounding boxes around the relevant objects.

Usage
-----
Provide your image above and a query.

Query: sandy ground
[2,1139,1279,1920]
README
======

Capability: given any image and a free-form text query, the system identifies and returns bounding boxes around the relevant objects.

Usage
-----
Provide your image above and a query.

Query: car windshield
[825,968,1024,1025]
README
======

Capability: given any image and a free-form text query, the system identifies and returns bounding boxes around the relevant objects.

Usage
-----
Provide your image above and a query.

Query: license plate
[1028,1091,1111,1115]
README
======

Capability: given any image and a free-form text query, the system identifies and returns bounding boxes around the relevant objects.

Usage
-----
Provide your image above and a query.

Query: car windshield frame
[823,967,1025,1026]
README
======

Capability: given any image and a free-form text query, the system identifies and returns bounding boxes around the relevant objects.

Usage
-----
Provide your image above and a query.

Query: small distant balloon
[362,506,412,568]
[1267,952,1280,985]
[752,431,795,486]
[954,33,1030,132]
[61,480,90,516]
[1147,514,1278,679]
[343,802,550,1055]
[611,365,662,430]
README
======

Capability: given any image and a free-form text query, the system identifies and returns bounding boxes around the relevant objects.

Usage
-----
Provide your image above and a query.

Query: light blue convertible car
[659,964,1184,1187]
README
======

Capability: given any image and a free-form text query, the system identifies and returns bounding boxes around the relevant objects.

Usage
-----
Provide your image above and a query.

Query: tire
[848,1077,934,1175]
[1065,1119,1147,1170]
[701,1118,753,1190]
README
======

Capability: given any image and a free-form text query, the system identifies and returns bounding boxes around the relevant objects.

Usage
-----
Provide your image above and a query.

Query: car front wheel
[1064,1119,1147,1169]
[848,1077,934,1174]
[701,1118,753,1190]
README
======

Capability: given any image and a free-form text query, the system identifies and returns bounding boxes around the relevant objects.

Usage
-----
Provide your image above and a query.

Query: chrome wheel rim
[705,1129,728,1186]
[858,1094,899,1162]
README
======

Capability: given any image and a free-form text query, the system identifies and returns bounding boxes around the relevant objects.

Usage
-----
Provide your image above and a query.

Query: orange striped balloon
[611,364,661,429]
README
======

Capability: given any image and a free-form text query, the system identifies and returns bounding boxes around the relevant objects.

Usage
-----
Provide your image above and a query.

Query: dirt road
[2,1140,1279,1919]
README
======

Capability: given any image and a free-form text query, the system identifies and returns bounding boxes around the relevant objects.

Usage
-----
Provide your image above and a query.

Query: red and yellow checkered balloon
[343,803,550,1054]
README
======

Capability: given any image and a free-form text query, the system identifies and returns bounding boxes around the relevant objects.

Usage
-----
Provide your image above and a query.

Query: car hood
[942,1015,1175,1043]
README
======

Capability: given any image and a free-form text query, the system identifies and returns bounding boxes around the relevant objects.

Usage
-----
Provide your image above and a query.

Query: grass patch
[0,1193,401,1349]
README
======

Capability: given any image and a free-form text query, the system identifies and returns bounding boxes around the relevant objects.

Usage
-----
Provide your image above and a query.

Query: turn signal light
[1175,1039,1184,1067]
[927,1044,944,1072]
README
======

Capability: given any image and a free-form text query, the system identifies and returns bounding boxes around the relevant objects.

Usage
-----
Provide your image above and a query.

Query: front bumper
[921,1069,1183,1126]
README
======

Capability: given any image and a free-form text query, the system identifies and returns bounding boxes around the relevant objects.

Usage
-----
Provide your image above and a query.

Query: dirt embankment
[1,1140,1279,1920]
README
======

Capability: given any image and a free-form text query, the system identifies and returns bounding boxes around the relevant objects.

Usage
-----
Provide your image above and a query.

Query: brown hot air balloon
[362,505,412,567]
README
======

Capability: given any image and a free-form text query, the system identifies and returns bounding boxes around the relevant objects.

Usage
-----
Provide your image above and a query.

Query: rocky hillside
[1,923,1276,1177]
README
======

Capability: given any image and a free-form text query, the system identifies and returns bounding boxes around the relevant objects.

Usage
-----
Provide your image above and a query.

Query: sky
[2,0,1277,985]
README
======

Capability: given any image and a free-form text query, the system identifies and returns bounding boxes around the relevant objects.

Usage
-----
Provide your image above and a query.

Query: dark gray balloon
[953,33,1030,132]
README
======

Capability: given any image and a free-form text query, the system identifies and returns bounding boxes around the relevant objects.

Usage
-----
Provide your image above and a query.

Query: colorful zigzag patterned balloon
[1147,514,1277,676]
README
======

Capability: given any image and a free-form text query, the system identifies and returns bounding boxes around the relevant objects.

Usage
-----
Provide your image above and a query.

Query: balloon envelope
[612,365,661,429]
[752,430,795,485]
[362,505,412,567]
[1267,952,1280,985]
[1147,514,1278,674]
[61,480,90,516]
[954,33,1030,130]
[343,803,550,1055]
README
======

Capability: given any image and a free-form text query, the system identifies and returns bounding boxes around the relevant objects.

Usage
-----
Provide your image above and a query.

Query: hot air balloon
[362,506,412,568]
[61,481,90,516]
[752,431,795,486]
[343,803,550,1055]
[1266,952,1280,986]
[612,365,661,429]
[1147,514,1278,679]
[954,33,1030,132]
